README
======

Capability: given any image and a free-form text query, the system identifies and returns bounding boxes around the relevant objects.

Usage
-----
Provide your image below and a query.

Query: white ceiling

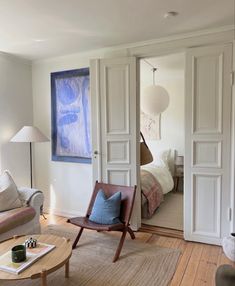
[0,0,233,60]
[140,53,185,87]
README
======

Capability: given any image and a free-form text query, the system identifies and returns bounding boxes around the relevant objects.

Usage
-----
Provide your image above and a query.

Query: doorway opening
[139,53,185,236]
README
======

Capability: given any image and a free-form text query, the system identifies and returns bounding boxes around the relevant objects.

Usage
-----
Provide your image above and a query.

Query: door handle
[94,150,100,158]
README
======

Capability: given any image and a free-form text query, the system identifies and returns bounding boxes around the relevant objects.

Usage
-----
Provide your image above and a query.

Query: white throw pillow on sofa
[0,170,22,211]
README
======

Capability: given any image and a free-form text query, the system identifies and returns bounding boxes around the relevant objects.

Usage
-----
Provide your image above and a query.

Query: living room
[0,1,234,285]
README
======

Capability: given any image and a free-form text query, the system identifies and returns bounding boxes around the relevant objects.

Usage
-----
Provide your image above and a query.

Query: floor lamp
[11,126,49,219]
[10,126,49,188]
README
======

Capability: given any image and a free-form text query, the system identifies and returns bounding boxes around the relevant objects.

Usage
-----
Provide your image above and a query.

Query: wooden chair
[68,181,137,262]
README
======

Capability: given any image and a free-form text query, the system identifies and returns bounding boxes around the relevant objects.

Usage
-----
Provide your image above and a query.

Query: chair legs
[71,224,134,262]
[72,227,84,249]
[127,227,135,240]
[113,229,127,263]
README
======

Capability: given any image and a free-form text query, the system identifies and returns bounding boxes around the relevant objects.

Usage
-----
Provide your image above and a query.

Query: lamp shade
[142,85,169,115]
[175,155,184,166]
[140,132,153,166]
[140,143,153,165]
[10,126,49,142]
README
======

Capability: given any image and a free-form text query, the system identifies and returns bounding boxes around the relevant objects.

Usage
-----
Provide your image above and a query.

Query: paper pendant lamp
[142,85,169,115]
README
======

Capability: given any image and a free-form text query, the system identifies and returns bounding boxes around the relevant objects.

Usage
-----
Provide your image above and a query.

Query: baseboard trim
[44,207,85,218]
[140,224,184,239]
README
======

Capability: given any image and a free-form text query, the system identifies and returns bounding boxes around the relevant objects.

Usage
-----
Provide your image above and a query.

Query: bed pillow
[0,170,22,211]
[154,149,171,169]
[89,190,121,225]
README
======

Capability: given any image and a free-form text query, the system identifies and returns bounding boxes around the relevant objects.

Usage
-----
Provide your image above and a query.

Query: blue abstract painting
[51,68,91,163]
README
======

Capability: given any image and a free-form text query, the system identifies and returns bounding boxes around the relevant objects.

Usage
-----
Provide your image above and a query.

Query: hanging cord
[143,59,155,69]
[143,59,158,85]
[152,68,157,85]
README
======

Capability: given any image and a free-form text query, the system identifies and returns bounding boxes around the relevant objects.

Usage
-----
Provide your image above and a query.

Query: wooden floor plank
[180,243,204,286]
[170,241,194,286]
[133,231,152,242]
[171,238,183,251]
[204,246,221,286]
[193,244,220,286]
[146,233,160,244]
[154,236,169,247]
[161,236,177,249]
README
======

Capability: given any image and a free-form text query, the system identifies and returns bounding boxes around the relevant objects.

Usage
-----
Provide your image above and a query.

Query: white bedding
[141,164,174,194]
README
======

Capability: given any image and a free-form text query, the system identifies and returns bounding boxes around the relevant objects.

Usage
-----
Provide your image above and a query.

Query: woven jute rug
[2,225,180,286]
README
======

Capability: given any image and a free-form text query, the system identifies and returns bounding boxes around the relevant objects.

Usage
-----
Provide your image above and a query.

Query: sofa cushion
[0,207,36,235]
[0,171,22,211]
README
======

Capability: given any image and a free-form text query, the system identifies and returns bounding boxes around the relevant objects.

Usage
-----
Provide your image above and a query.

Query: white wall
[32,50,111,217]
[0,53,33,186]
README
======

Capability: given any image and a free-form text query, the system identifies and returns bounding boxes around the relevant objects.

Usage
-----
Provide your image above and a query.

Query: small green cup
[11,245,26,263]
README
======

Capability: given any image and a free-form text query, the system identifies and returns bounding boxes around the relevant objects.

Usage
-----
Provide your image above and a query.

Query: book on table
[0,243,55,275]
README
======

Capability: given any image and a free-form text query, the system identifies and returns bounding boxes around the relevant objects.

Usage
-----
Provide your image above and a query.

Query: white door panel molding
[192,53,223,134]
[192,173,221,238]
[107,169,131,186]
[107,140,130,164]
[104,64,130,135]
[192,140,222,168]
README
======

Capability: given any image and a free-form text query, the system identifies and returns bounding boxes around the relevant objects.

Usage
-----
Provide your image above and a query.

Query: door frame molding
[90,59,102,185]
[127,30,234,236]
[230,40,235,233]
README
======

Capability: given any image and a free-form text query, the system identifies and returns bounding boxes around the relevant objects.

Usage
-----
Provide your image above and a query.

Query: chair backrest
[86,181,136,225]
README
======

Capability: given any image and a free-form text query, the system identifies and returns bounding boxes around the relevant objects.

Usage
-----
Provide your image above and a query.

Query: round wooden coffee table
[0,234,72,286]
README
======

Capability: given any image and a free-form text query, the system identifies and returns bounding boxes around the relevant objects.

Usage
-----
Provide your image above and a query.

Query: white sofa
[0,188,44,242]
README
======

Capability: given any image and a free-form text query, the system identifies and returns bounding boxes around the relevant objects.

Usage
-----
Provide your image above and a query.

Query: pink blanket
[141,169,163,218]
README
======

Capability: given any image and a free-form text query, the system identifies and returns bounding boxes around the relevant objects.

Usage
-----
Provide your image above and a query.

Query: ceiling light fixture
[142,62,169,115]
[33,39,46,43]
[164,11,178,19]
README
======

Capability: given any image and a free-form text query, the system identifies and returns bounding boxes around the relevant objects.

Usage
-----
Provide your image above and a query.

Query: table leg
[65,260,69,278]
[41,269,47,286]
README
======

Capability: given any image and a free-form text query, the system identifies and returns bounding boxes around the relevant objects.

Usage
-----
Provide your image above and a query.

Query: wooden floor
[41,214,235,286]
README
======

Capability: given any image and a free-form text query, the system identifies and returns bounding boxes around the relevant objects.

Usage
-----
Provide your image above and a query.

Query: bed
[141,149,175,219]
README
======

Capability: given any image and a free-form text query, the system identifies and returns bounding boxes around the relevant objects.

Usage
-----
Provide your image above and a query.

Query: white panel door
[185,44,232,245]
[90,57,140,228]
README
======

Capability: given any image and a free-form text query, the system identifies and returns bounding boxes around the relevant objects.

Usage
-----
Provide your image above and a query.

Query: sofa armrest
[18,188,44,214]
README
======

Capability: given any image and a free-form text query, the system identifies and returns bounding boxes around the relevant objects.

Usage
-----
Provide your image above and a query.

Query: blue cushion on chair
[89,190,121,225]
